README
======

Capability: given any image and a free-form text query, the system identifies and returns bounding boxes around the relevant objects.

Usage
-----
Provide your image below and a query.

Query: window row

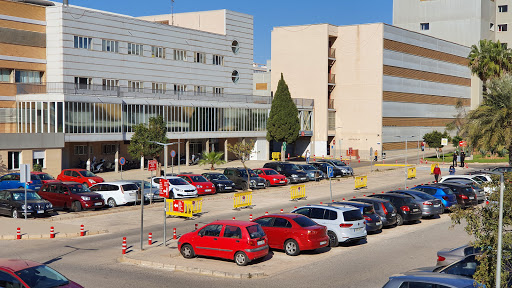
[4,151,44,170]
[0,69,43,84]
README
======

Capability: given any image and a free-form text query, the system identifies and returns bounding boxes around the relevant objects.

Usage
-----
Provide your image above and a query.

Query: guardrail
[165,198,203,218]
[233,192,253,210]
[290,185,306,201]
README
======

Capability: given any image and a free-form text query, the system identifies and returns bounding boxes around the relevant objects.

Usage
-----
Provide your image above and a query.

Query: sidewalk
[0,218,107,240]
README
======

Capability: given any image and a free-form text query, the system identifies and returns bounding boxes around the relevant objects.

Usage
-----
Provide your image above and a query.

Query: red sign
[159,178,169,198]
[348,147,353,155]
[173,200,184,212]
[148,160,158,172]
[459,140,467,147]
[333,140,336,145]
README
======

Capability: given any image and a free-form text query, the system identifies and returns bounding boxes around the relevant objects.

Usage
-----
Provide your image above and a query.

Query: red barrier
[280,209,284,213]
[50,227,55,239]
[17,227,21,240]
[173,228,177,240]
[249,214,253,221]
[80,224,85,237]
[195,224,198,230]
[122,237,127,255]
[148,233,152,245]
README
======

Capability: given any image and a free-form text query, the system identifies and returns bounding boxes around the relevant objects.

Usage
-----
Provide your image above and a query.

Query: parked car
[252,213,329,256]
[291,204,367,247]
[130,180,162,201]
[316,159,353,175]
[89,181,139,207]
[178,174,216,195]
[409,254,485,280]
[262,162,308,183]
[436,245,481,267]
[442,179,485,203]
[382,273,484,288]
[331,201,383,233]
[491,166,512,173]
[412,184,458,209]
[151,176,198,199]
[437,182,478,209]
[223,167,266,190]
[253,168,288,187]
[178,220,269,266]
[367,194,422,226]
[351,198,397,228]
[297,164,324,181]
[386,190,443,218]
[31,172,59,184]
[310,162,344,178]
[0,173,44,191]
[202,172,236,193]
[0,258,83,288]
[439,174,492,195]
[38,182,104,212]
[0,189,53,218]
[57,169,104,188]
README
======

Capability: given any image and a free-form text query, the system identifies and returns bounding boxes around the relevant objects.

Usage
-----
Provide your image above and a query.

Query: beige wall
[137,10,226,35]
[0,149,62,177]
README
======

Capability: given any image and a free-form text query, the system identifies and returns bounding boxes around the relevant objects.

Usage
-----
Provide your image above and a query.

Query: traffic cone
[50,227,55,239]
[148,233,152,245]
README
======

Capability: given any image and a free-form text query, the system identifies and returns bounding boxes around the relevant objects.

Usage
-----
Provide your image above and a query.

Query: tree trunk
[435,148,440,159]
[243,162,251,191]
[509,145,512,166]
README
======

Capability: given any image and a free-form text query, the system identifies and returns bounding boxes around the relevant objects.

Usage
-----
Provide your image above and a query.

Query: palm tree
[198,151,226,170]
[462,74,512,164]
[468,40,512,93]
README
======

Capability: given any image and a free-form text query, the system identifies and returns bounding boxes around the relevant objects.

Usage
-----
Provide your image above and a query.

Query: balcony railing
[328,73,336,84]
[329,48,336,58]
[328,99,335,109]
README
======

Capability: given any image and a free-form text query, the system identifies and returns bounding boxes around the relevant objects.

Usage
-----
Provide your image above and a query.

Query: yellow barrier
[272,152,281,161]
[290,184,306,200]
[233,192,253,210]
[165,197,203,218]
[407,167,417,179]
[354,176,368,189]
[431,164,437,174]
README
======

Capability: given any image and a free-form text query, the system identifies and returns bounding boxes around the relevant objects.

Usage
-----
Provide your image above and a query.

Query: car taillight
[381,203,388,215]
[423,201,433,206]
[459,195,468,199]
[339,223,353,228]
[442,196,449,201]
[401,206,410,212]
[437,255,446,262]
[307,230,317,235]
[364,216,372,222]
[247,239,257,246]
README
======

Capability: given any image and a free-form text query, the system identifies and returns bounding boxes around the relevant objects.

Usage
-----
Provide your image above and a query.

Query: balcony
[328,48,336,59]
[328,99,335,109]
[328,73,336,85]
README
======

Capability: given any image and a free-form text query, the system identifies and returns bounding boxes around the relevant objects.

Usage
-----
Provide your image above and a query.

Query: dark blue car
[0,173,43,191]
[412,184,457,209]
[331,201,383,232]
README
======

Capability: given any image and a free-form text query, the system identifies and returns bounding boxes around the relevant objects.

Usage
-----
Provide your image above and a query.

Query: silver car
[316,159,353,176]
[382,273,484,288]
[436,244,481,267]
[387,190,443,218]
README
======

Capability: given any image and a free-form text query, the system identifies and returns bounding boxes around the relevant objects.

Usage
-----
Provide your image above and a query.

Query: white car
[439,175,494,194]
[89,181,139,207]
[291,204,367,247]
[151,176,198,199]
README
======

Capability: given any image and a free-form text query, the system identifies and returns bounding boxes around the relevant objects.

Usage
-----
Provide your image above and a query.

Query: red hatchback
[178,220,269,266]
[253,214,329,256]
[57,169,104,187]
[254,168,288,187]
[178,174,216,195]
[0,258,83,287]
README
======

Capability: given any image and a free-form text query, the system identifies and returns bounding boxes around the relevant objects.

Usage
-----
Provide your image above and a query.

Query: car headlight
[81,196,91,201]
[21,205,25,210]
[22,205,32,210]
[47,203,53,208]
[250,180,256,184]
[89,179,96,184]
[197,185,203,188]
[291,174,298,178]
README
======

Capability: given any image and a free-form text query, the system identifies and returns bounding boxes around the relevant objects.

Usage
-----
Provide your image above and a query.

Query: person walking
[306,150,311,164]
[460,151,465,168]
[449,165,456,175]
[433,164,441,183]
[452,151,458,167]
[374,150,378,162]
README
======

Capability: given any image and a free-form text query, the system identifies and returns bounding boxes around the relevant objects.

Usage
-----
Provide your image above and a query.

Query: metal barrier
[407,167,416,179]
[165,198,203,218]
[272,152,281,161]
[233,192,253,210]
[290,185,306,200]
[354,176,368,189]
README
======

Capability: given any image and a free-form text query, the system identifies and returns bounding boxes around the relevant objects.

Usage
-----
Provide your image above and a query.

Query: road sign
[459,140,467,147]
[19,164,30,183]
[148,160,157,171]
[348,147,353,155]
[159,178,169,198]
[119,157,126,166]
[173,200,184,212]
[327,166,334,178]
[441,138,448,146]
[170,150,176,158]
[283,142,287,151]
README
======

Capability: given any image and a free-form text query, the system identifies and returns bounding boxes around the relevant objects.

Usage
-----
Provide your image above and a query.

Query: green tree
[128,116,168,169]
[462,74,512,165]
[227,140,255,191]
[468,39,512,93]
[198,151,226,170]
[423,130,450,158]
[33,163,42,172]
[266,73,300,160]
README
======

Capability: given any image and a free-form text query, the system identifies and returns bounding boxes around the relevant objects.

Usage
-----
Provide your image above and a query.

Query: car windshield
[293,216,318,227]
[12,191,42,200]
[79,170,96,177]
[206,174,229,180]
[264,169,279,175]
[37,173,55,180]
[331,160,347,166]
[240,170,257,177]
[462,187,475,195]
[283,164,300,170]
[122,184,139,191]
[343,209,363,221]
[474,176,488,182]
[190,176,208,182]
[168,178,189,185]
[68,184,90,194]
[363,206,375,214]
[442,187,455,195]
[134,181,151,189]
[384,202,395,212]
[15,265,69,288]
[246,224,265,239]
[413,192,435,200]
[300,165,315,171]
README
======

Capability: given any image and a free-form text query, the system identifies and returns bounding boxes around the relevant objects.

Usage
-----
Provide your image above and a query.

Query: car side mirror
[64,191,69,195]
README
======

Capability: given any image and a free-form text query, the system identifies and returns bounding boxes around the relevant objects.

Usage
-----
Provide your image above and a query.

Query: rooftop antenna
[171,0,174,25]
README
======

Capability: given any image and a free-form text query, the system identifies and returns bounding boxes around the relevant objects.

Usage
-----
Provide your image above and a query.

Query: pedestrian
[374,150,378,162]
[460,151,465,167]
[433,164,441,183]
[306,150,311,164]
[449,165,456,175]
[452,151,458,167]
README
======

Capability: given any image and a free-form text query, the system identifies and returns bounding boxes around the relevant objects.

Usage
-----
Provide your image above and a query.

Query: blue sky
[54,0,393,63]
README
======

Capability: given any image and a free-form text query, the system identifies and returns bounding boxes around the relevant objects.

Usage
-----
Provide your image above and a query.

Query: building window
[174,49,186,61]
[152,46,165,58]
[174,84,186,93]
[328,111,335,131]
[491,23,495,31]
[74,36,92,49]
[420,23,429,31]
[74,77,92,89]
[128,43,143,56]
[232,70,239,84]
[499,24,508,31]
[102,144,116,154]
[33,150,45,168]
[231,40,239,54]
[15,70,42,84]
[102,39,119,53]
[213,87,224,94]
[0,69,11,82]
[194,86,206,93]
[194,52,206,63]
[213,55,224,66]
[499,5,508,13]
[102,79,118,91]
[74,145,88,155]
[152,82,165,93]
[7,151,20,170]
[128,81,142,92]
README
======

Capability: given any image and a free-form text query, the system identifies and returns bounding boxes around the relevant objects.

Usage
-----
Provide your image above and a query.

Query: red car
[0,258,83,287]
[38,182,105,212]
[178,174,216,195]
[254,168,288,187]
[57,169,104,187]
[178,220,269,266]
[31,172,59,184]
[253,214,329,256]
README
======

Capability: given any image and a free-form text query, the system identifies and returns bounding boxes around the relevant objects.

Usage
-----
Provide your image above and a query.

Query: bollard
[342,198,345,200]
[249,214,253,221]
[353,196,356,198]
[173,228,177,240]
[195,224,198,230]
[406,187,408,189]
[265,211,268,215]
[50,226,55,239]
[396,160,398,164]
[80,224,85,237]
[148,233,152,245]
[17,227,21,240]
[332,200,335,202]
[294,206,297,209]
[122,237,127,255]
[363,195,366,197]
[373,193,375,194]
[232,216,236,220]
[313,155,316,161]
[382,191,384,193]
[280,209,284,213]
[322,155,324,159]
[320,202,323,204]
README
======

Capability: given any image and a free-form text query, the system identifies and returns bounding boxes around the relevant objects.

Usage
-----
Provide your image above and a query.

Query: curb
[118,256,265,279]
[44,204,161,222]
[0,229,108,240]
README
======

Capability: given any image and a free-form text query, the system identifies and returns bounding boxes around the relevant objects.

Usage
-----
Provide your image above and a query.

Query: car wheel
[286,178,292,184]
[234,251,249,266]
[71,201,82,212]
[11,209,18,219]
[265,180,271,188]
[241,182,248,191]
[107,198,117,208]
[180,244,195,259]
[284,239,300,256]
[327,231,338,247]
[396,214,404,226]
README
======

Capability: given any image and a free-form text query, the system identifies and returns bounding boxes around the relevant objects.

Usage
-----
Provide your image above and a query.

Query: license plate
[129,193,135,196]
[205,189,211,192]
[320,241,327,245]
[434,204,440,207]
[258,183,264,186]
[94,202,102,206]
[392,213,396,217]
[279,180,285,183]
[353,227,363,232]
[257,240,265,245]
[225,187,232,189]
[37,210,44,214]
[413,209,419,212]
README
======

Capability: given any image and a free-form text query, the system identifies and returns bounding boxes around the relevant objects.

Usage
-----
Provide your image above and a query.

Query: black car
[437,182,477,208]
[0,189,53,218]
[367,194,422,226]
[331,201,383,233]
[442,179,485,203]
[223,167,266,190]
[201,172,236,193]
[263,162,308,183]
[351,197,397,227]
[310,162,344,178]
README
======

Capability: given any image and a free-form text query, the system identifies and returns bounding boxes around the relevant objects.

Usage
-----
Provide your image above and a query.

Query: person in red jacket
[433,164,441,183]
